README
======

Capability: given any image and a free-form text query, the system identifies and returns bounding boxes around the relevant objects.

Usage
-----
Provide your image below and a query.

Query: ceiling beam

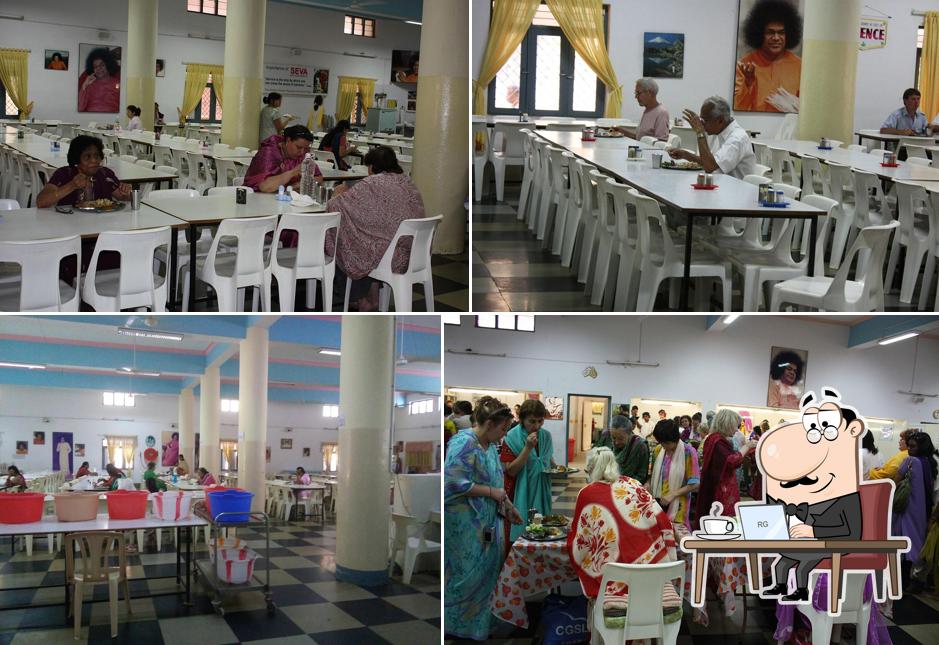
[847,316,939,349]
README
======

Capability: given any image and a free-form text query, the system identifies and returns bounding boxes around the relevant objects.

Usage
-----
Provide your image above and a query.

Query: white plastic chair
[491,123,526,202]
[214,158,239,188]
[589,173,620,308]
[901,139,929,159]
[825,162,857,270]
[849,169,894,272]
[472,121,491,202]
[180,214,277,312]
[562,156,594,269]
[185,152,213,195]
[640,136,657,146]
[848,144,867,152]
[119,154,137,164]
[0,236,81,311]
[906,156,932,167]
[775,113,799,140]
[777,573,872,645]
[343,215,442,312]
[549,148,573,254]
[634,192,732,311]
[516,129,536,223]
[265,211,340,312]
[526,138,549,232]
[0,198,20,210]
[771,221,899,311]
[135,159,155,169]
[535,145,562,242]
[591,560,684,645]
[81,227,171,311]
[768,147,799,185]
[801,156,831,198]
[886,181,932,303]
[921,192,939,310]
[153,144,175,168]
[389,512,441,584]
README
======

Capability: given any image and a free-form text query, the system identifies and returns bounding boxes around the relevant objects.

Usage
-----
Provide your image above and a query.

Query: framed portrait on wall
[33,431,45,445]
[733,0,804,113]
[281,438,292,450]
[302,447,311,457]
[767,346,808,409]
[544,396,564,420]
[75,443,85,457]
[155,59,165,77]
[642,33,684,78]
[78,43,122,113]
[45,50,69,71]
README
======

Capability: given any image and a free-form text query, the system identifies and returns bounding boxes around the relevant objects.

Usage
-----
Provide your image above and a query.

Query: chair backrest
[906,156,932,167]
[595,561,685,640]
[214,158,238,187]
[893,181,931,239]
[521,129,536,172]
[666,133,682,149]
[858,480,893,541]
[847,144,866,152]
[776,113,799,140]
[798,194,835,276]
[376,215,443,277]
[826,162,854,205]
[0,235,81,311]
[551,148,571,195]
[591,170,616,234]
[153,144,175,168]
[604,177,634,247]
[801,156,830,198]
[135,159,156,169]
[206,186,255,196]
[900,139,929,158]
[86,227,171,301]
[640,136,658,146]
[768,147,796,183]
[65,531,126,585]
[119,154,137,163]
[827,221,899,309]
[148,188,200,200]
[852,169,888,221]
[0,199,20,210]
[208,215,278,281]
[471,121,490,161]
[274,211,341,271]
[493,123,527,158]
[391,512,416,550]
[634,190,675,267]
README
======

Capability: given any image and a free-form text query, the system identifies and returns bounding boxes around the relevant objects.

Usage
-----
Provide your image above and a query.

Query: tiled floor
[472,176,920,312]
[0,517,440,644]
[447,460,935,644]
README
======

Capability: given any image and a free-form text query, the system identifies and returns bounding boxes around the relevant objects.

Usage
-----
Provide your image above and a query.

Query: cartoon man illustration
[757,388,864,601]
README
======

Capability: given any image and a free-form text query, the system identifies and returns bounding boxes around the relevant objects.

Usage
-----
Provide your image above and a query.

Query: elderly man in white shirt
[667,96,756,179]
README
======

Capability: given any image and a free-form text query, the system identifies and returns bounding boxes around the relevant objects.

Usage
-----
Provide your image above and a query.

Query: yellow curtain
[546,0,622,118]
[207,66,224,108]
[221,441,236,470]
[106,437,119,465]
[921,13,939,122]
[473,0,539,116]
[0,49,33,120]
[358,78,377,120]
[178,63,214,124]
[121,441,136,470]
[335,76,361,122]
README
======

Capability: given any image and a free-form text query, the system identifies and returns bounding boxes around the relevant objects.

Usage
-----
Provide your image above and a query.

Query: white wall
[471,0,939,133]
[0,384,438,476]
[444,316,939,465]
[4,0,419,127]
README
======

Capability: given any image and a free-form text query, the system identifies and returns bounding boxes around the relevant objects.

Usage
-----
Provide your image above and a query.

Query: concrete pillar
[199,366,221,477]
[335,316,394,585]
[410,0,468,254]
[178,388,195,471]
[798,0,861,143]
[221,0,266,148]
[237,326,269,512]
[125,0,158,131]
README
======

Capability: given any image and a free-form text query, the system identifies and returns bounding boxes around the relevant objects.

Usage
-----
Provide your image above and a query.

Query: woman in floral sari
[444,397,523,640]
[567,447,678,630]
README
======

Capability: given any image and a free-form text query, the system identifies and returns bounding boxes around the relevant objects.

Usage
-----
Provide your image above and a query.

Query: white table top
[0,204,186,242]
[268,481,326,490]
[1,120,78,127]
[160,478,205,491]
[538,130,823,217]
[0,512,207,536]
[855,129,939,143]
[756,138,939,181]
[144,191,325,225]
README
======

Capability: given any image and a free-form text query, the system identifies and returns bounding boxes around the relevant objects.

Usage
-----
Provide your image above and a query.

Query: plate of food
[74,198,125,213]
[544,465,579,475]
[595,128,624,138]
[660,159,702,171]
[523,524,568,541]
[542,514,569,527]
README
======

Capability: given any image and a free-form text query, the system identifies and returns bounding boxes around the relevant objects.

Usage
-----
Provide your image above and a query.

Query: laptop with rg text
[738,504,791,541]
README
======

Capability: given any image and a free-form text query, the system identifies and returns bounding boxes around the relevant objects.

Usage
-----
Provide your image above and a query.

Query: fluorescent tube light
[116,367,162,378]
[117,327,183,341]
[0,361,45,370]
[878,332,919,346]
[405,20,422,25]
[319,349,341,356]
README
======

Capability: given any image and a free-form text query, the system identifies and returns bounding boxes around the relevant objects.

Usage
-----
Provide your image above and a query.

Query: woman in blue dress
[444,397,523,640]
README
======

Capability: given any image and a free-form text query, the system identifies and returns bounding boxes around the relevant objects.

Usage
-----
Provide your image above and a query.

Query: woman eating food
[243,124,322,194]
[36,135,131,208]
[500,399,554,543]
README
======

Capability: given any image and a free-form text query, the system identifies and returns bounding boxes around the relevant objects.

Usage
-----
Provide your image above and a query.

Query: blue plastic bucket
[207,490,254,523]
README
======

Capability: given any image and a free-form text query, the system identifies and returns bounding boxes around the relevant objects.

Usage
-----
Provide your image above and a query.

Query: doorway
[566,393,611,465]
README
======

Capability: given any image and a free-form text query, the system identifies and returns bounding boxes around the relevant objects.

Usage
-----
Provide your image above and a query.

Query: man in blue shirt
[880,88,928,135]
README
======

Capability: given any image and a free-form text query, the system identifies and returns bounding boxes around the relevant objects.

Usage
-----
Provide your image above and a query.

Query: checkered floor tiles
[472,175,919,312]
[447,464,937,644]
[0,517,440,645]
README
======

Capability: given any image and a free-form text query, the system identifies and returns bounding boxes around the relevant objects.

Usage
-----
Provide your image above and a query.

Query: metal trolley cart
[193,509,274,616]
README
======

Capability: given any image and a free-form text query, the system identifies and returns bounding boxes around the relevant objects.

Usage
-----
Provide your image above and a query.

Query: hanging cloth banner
[859,17,888,50]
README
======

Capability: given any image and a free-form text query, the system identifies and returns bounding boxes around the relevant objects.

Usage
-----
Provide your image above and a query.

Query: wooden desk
[681,537,909,614]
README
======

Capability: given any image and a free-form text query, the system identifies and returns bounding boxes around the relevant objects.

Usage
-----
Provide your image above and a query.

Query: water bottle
[172,473,178,484]
[276,185,289,201]
[300,153,314,196]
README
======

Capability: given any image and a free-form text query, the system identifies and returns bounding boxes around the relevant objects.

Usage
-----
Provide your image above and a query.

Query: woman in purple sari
[898,432,938,592]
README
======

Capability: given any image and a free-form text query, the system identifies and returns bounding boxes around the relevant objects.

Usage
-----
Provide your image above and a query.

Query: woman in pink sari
[325,145,424,311]
[243,125,322,193]
[294,466,312,500]
[162,432,179,467]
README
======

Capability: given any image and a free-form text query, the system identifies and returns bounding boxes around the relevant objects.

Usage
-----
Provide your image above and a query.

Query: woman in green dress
[444,397,522,640]
[501,399,554,542]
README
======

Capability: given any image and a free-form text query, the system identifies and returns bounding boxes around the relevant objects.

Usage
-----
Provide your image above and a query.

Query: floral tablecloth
[490,537,577,628]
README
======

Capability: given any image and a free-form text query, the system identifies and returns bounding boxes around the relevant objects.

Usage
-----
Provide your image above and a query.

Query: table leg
[888,552,899,598]
[175,526,181,584]
[746,553,760,593]
[808,217,818,276]
[830,552,842,614]
[188,224,198,311]
[168,229,178,310]
[184,527,192,606]
[680,213,693,310]
[693,552,706,605]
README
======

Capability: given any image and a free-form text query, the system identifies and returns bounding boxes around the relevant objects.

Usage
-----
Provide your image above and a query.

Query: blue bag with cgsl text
[540,593,589,645]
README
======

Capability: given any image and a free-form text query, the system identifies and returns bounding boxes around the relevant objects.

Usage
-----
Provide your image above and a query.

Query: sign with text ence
[859,18,888,50]
[263,63,329,96]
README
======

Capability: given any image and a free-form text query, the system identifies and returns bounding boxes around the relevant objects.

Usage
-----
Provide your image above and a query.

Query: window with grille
[476,314,536,332]
[323,405,339,418]
[0,82,16,118]
[408,399,435,415]
[102,391,136,407]
[191,74,222,123]
[488,3,606,117]
[101,437,137,471]
[322,443,339,472]
[344,15,375,38]
[188,0,227,16]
